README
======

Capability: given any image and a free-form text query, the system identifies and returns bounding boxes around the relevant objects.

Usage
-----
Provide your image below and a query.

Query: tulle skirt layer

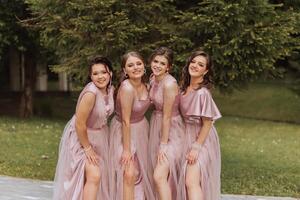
[53,116,110,200]
[109,116,155,200]
[149,112,185,199]
[177,122,221,200]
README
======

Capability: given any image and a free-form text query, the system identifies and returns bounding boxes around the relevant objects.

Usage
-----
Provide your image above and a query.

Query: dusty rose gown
[177,87,221,200]
[109,80,155,200]
[53,82,114,200]
[148,74,185,199]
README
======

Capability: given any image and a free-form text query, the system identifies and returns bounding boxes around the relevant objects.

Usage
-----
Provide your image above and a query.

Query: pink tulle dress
[177,87,221,200]
[109,80,155,200]
[52,82,114,200]
[148,74,185,199]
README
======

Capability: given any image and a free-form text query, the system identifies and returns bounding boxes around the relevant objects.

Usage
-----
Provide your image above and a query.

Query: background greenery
[0,82,299,197]
[0,0,300,197]
[25,0,300,89]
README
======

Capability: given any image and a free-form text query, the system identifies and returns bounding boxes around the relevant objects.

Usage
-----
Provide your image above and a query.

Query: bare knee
[86,170,101,185]
[85,164,101,185]
[124,168,136,186]
[185,163,201,189]
[153,166,168,185]
[185,174,199,189]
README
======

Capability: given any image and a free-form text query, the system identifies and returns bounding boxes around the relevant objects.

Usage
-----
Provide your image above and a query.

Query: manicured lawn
[0,117,65,180]
[217,117,300,197]
[0,81,299,196]
[0,116,299,197]
[213,82,300,124]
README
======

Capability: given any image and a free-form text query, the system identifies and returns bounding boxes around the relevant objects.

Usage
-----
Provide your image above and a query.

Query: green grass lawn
[217,117,300,197]
[0,117,65,180]
[0,116,299,197]
[213,82,300,124]
[0,81,299,197]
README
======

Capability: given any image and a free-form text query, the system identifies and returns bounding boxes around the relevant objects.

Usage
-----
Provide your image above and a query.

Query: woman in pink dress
[177,50,221,200]
[53,56,114,200]
[148,47,185,200]
[109,51,155,200]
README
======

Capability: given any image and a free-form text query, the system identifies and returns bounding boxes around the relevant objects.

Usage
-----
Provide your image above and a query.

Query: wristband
[84,145,92,152]
[159,142,168,152]
[191,142,202,152]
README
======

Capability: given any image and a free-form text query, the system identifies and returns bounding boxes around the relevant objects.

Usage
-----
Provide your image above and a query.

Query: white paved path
[0,175,298,200]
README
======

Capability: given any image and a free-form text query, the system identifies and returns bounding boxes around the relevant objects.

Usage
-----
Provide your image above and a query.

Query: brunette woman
[109,51,155,200]
[177,50,221,200]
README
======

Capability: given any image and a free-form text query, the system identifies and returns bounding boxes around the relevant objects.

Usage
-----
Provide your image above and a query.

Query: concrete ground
[0,175,298,200]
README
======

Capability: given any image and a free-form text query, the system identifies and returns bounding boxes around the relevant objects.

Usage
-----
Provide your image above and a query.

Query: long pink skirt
[177,122,221,200]
[53,116,110,200]
[149,112,185,199]
[109,117,155,200]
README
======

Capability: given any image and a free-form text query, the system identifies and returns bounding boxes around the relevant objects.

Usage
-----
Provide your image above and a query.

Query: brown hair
[149,46,173,70]
[180,50,214,93]
[86,55,113,91]
[115,51,148,99]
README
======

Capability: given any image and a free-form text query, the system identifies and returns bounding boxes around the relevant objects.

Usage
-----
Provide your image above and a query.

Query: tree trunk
[19,51,36,118]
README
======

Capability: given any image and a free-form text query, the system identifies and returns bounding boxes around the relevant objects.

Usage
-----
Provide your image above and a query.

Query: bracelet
[191,142,202,152]
[84,145,92,152]
[159,142,168,152]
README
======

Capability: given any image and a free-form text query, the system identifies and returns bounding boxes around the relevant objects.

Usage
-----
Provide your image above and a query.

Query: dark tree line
[1,0,300,117]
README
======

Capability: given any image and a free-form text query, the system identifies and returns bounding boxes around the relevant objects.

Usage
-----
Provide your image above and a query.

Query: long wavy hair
[115,51,148,99]
[86,55,113,92]
[180,50,214,93]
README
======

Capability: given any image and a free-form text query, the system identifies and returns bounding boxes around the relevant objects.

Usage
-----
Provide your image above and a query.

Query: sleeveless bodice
[149,74,180,116]
[115,80,150,123]
[75,82,114,129]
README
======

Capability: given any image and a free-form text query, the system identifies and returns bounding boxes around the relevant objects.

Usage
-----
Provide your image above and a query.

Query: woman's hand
[157,143,168,164]
[186,142,202,165]
[84,146,99,165]
[120,149,132,165]
[186,148,199,165]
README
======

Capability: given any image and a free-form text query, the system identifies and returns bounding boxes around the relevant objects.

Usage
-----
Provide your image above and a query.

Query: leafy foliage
[0,0,39,55]
[176,0,300,89]
[26,0,300,89]
[27,0,189,83]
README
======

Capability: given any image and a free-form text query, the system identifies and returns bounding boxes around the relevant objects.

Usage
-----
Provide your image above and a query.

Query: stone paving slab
[0,176,52,200]
[0,175,298,200]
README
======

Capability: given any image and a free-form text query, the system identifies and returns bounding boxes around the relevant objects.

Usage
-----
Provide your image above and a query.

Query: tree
[176,0,300,90]
[269,0,300,94]
[27,0,300,90]
[27,0,189,83]
[0,0,41,118]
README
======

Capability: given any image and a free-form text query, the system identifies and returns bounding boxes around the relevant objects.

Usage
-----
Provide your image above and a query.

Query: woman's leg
[185,163,203,200]
[123,161,137,200]
[153,159,171,200]
[84,162,101,200]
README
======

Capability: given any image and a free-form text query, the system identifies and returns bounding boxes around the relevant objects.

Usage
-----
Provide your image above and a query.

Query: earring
[124,73,128,78]
[144,69,147,74]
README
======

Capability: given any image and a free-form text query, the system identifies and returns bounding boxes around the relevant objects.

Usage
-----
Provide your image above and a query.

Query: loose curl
[180,50,214,94]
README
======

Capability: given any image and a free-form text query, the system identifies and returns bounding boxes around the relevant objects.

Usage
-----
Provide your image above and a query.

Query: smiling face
[124,56,145,80]
[150,55,169,78]
[188,55,208,78]
[90,63,111,89]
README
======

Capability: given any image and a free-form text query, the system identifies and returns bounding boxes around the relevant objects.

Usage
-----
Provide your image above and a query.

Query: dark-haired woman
[177,50,221,200]
[109,51,154,200]
[148,47,185,200]
[53,56,114,200]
